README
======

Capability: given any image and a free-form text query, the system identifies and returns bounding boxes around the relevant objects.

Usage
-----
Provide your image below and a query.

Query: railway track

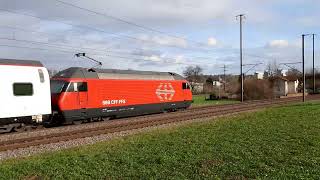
[0,96,319,152]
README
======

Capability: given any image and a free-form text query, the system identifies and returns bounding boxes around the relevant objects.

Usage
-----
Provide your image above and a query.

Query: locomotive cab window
[64,82,76,92]
[182,82,190,90]
[64,82,87,92]
[13,83,33,96]
[51,80,68,94]
[77,82,88,92]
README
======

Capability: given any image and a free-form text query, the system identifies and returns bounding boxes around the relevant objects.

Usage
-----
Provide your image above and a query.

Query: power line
[0,25,228,61]
[245,53,300,62]
[2,8,280,60]
[0,7,302,71]
[0,7,302,64]
[53,0,209,47]
[279,62,302,73]
[0,36,227,64]
[0,25,299,71]
[0,8,229,53]
[243,63,263,74]
[0,44,76,54]
[0,24,246,63]
[0,43,218,67]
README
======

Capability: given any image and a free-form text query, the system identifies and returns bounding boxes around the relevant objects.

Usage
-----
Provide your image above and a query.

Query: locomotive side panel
[86,79,192,118]
[90,79,186,107]
[55,79,192,122]
[51,67,192,123]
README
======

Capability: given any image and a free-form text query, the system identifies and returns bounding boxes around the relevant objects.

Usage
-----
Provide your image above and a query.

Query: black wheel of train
[14,123,26,132]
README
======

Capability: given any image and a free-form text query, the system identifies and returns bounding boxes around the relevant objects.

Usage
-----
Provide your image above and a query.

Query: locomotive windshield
[50,80,67,94]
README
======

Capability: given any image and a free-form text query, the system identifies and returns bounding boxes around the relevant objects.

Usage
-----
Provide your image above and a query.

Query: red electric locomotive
[50,67,192,124]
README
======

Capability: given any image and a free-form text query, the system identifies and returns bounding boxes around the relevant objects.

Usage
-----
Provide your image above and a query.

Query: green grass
[1,102,320,179]
[192,94,238,107]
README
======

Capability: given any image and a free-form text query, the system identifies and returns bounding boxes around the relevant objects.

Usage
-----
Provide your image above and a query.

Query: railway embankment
[1,101,320,179]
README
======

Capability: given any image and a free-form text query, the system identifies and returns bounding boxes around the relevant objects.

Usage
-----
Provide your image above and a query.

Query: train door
[76,82,88,119]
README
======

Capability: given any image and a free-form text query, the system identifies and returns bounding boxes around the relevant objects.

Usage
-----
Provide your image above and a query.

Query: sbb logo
[102,99,127,106]
[156,83,175,101]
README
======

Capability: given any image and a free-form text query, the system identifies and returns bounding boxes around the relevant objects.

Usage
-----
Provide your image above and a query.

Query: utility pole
[313,34,316,94]
[302,34,311,102]
[221,65,227,91]
[237,14,245,102]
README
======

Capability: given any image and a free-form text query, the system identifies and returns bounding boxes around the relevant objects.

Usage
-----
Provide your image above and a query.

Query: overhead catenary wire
[52,0,212,47]
[0,43,221,67]
[0,8,234,54]
[0,10,281,63]
[0,6,304,75]
[0,25,297,71]
[0,36,231,64]
[0,32,296,71]
[0,25,229,61]
[279,62,302,73]
[243,63,263,74]
[1,23,289,64]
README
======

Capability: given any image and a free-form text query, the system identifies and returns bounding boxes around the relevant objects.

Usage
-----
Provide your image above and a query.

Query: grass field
[192,94,238,107]
[1,102,320,179]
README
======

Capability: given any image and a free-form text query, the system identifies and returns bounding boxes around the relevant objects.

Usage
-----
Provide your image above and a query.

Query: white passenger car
[0,59,51,132]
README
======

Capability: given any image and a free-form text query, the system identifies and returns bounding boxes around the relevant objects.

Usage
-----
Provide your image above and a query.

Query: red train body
[50,67,192,124]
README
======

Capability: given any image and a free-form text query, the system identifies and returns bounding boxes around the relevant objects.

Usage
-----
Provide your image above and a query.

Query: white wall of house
[212,81,221,87]
[288,80,299,94]
[255,72,263,80]
[190,82,204,93]
[274,79,299,97]
[273,79,288,97]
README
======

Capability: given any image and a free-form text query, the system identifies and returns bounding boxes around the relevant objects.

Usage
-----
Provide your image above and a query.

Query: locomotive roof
[0,59,43,67]
[53,67,185,80]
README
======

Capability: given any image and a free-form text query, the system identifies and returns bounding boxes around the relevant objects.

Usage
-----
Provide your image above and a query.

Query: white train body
[0,59,51,129]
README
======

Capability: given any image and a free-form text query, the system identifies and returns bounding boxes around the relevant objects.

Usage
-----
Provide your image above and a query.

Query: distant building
[272,76,299,97]
[254,72,264,80]
[190,82,204,94]
[212,81,222,87]
[203,77,223,94]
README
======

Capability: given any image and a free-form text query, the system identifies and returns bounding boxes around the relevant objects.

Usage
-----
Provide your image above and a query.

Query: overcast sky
[0,0,319,75]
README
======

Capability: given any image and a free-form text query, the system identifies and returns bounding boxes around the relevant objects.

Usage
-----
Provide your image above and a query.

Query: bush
[238,79,274,100]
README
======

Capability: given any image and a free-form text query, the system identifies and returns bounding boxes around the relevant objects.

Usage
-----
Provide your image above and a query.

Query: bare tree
[264,60,282,78]
[183,66,202,78]
[183,65,203,90]
[287,68,300,77]
[183,65,203,80]
[47,69,59,77]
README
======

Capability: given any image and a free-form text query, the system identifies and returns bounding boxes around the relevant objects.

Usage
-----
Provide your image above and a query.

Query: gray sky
[0,0,319,75]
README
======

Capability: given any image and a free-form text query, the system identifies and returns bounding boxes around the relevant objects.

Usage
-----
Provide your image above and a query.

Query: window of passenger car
[13,83,33,96]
